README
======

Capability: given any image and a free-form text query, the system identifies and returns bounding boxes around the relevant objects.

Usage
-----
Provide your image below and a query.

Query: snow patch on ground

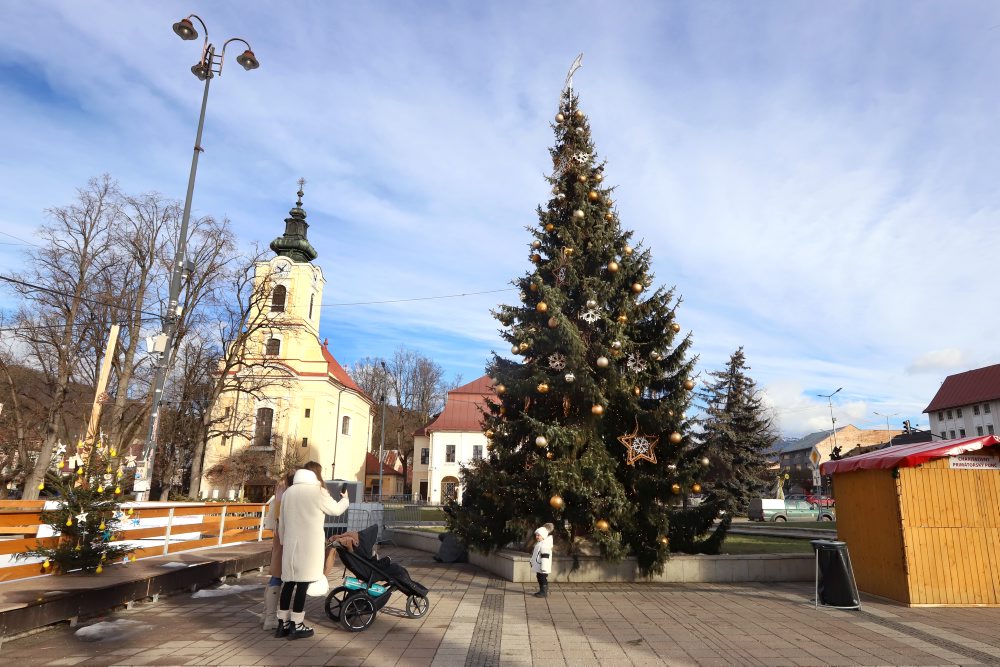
[192,583,262,598]
[75,619,152,642]
[160,561,193,568]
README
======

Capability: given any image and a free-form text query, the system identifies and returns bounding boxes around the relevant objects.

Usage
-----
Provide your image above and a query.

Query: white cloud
[907,348,965,375]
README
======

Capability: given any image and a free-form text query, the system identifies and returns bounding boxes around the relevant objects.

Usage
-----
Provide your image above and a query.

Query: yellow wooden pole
[82,324,121,459]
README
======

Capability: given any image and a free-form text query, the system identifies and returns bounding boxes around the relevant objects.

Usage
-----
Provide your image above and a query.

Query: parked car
[786,493,835,508]
[749,498,835,522]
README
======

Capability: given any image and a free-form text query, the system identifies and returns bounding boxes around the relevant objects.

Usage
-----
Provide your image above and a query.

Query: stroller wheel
[340,591,377,632]
[325,586,350,621]
[406,594,430,618]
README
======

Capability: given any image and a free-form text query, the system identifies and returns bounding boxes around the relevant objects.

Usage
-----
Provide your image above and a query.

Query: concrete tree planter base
[386,529,812,583]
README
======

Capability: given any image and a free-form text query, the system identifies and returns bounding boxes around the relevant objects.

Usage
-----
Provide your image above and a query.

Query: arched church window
[265,338,280,356]
[341,416,352,435]
[271,285,287,312]
[254,407,274,448]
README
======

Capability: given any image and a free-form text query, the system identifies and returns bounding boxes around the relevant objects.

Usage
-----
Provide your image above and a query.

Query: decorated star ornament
[618,421,659,466]
[75,512,89,524]
[124,455,137,467]
[572,151,591,164]
[547,353,567,371]
[579,308,600,324]
[626,353,648,374]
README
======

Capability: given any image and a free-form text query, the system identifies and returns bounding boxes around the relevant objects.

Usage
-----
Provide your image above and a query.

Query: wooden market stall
[821,434,1000,606]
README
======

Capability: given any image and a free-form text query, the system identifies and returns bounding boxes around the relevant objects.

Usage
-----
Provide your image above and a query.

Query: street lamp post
[138,15,259,501]
[816,387,842,495]
[873,411,900,448]
[379,361,387,502]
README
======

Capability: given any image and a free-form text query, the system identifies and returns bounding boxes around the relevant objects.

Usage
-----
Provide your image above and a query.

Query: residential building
[412,375,495,503]
[924,363,1000,440]
[773,424,903,492]
[200,185,374,500]
[364,451,406,498]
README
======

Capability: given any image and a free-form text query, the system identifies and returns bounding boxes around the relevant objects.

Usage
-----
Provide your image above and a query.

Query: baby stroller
[325,524,430,632]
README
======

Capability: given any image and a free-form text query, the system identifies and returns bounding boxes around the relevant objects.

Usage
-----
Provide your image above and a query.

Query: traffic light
[903,419,911,433]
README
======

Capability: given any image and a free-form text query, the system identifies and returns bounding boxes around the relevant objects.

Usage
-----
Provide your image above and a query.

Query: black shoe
[275,619,292,638]
[289,622,314,640]
[532,590,546,598]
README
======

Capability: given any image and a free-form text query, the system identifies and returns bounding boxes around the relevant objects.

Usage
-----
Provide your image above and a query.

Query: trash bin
[811,539,861,610]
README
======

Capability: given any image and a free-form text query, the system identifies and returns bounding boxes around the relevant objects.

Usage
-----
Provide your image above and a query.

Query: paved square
[4,546,1000,666]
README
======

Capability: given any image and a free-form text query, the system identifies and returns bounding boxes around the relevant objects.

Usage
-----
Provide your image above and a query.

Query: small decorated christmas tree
[18,438,135,574]
[448,64,711,574]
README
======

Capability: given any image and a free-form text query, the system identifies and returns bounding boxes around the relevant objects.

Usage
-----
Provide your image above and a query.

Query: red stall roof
[820,434,1000,475]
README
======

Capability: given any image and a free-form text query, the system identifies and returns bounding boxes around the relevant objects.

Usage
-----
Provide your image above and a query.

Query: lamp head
[173,18,198,41]
[235,49,260,71]
[191,62,210,81]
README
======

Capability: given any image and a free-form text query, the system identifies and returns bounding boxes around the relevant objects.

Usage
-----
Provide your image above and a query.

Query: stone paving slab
[3,545,1000,666]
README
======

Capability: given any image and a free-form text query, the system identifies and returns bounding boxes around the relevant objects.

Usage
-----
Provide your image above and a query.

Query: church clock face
[273,260,290,278]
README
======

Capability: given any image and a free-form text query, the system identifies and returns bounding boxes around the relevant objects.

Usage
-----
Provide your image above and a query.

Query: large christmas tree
[448,80,710,574]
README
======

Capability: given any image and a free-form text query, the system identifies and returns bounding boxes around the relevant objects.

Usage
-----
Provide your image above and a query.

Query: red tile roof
[320,340,371,402]
[924,363,1000,413]
[415,374,495,435]
[821,434,1000,474]
[365,452,403,476]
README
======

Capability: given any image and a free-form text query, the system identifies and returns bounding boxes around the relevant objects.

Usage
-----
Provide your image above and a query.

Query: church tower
[200,181,374,501]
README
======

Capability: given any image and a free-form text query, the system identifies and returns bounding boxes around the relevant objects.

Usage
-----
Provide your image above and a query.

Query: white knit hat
[534,525,549,538]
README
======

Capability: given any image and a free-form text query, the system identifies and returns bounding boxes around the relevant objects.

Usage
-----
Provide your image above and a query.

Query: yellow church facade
[199,184,374,500]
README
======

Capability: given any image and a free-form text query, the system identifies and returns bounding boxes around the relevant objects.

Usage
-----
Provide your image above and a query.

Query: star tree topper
[618,421,659,466]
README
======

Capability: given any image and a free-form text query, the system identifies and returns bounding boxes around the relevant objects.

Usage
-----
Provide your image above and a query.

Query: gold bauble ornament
[671,483,681,494]
[586,299,597,308]
[578,174,587,183]
[667,409,674,417]
[573,209,585,219]
[530,253,541,264]
[529,283,538,292]
[591,404,605,416]
[536,302,548,313]
[595,519,610,532]
[683,379,696,390]
[617,314,628,324]
[547,316,559,329]
[669,432,682,444]
[545,223,555,232]
[633,386,641,396]
[604,213,613,221]
[550,495,565,510]
[519,342,529,352]
[691,483,702,494]
[650,351,661,361]
[588,190,599,201]
[575,109,584,119]
[624,245,633,256]
[595,173,603,182]
[546,451,554,460]
[499,406,507,415]
[596,356,609,368]
[701,457,710,467]
[511,345,520,355]
[531,240,541,249]
[670,323,681,333]
[607,261,619,273]
[496,384,506,394]
[535,436,548,447]
[537,382,550,394]
[659,536,669,546]
[631,283,643,293]
[555,112,565,122]
[611,341,622,350]
[563,247,574,256]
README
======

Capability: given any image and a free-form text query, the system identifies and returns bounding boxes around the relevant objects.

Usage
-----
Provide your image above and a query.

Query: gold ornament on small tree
[588,190,599,201]
[537,382,550,394]
[550,495,565,510]
[591,404,605,416]
[604,212,613,221]
[495,384,506,395]
[547,316,559,329]
[596,356,609,368]
[617,314,628,323]
[624,245,633,256]
[669,432,682,444]
[670,322,681,333]
[535,436,548,448]
[536,302,548,313]
[607,261,619,273]
[531,240,541,249]
[530,253,541,264]
[631,283,643,293]
[555,112,565,123]
[683,379,695,390]
[659,536,669,546]
[545,223,555,232]
[595,519,610,532]
[691,483,702,494]
[578,174,587,183]
[519,342,529,352]
[546,451,554,460]
[575,109,584,119]
[573,209,585,219]
[671,483,681,494]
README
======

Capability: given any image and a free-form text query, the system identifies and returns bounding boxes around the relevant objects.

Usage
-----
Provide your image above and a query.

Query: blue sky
[2,1,999,437]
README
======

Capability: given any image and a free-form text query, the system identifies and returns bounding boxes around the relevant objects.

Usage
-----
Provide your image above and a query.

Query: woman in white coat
[529,523,554,598]
[275,464,348,638]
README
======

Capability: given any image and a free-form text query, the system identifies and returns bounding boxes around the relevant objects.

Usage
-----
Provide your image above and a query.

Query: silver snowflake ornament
[579,308,600,324]
[572,151,591,164]
[632,437,651,455]
[626,353,648,374]
[548,353,567,370]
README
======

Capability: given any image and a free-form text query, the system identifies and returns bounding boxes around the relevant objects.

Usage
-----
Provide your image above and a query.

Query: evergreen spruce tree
[685,347,777,553]
[18,439,135,574]
[448,84,709,574]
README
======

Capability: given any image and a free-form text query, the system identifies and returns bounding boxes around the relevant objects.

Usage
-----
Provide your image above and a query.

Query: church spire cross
[269,178,318,263]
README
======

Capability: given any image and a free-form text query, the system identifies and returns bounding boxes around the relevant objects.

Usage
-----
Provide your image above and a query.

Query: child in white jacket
[529,523,554,598]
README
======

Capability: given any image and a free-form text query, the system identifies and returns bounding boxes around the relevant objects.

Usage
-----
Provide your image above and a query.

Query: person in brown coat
[261,471,295,630]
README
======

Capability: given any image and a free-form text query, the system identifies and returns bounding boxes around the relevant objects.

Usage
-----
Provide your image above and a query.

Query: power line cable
[320,287,516,308]
[0,274,165,320]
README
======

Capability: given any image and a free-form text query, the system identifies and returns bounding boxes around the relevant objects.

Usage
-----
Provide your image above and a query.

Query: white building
[411,375,494,503]
[924,363,1000,440]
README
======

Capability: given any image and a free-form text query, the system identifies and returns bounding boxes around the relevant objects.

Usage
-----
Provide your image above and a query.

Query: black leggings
[279,580,309,613]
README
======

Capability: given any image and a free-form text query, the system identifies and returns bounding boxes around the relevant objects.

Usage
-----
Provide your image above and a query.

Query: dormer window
[265,338,280,356]
[271,285,286,312]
